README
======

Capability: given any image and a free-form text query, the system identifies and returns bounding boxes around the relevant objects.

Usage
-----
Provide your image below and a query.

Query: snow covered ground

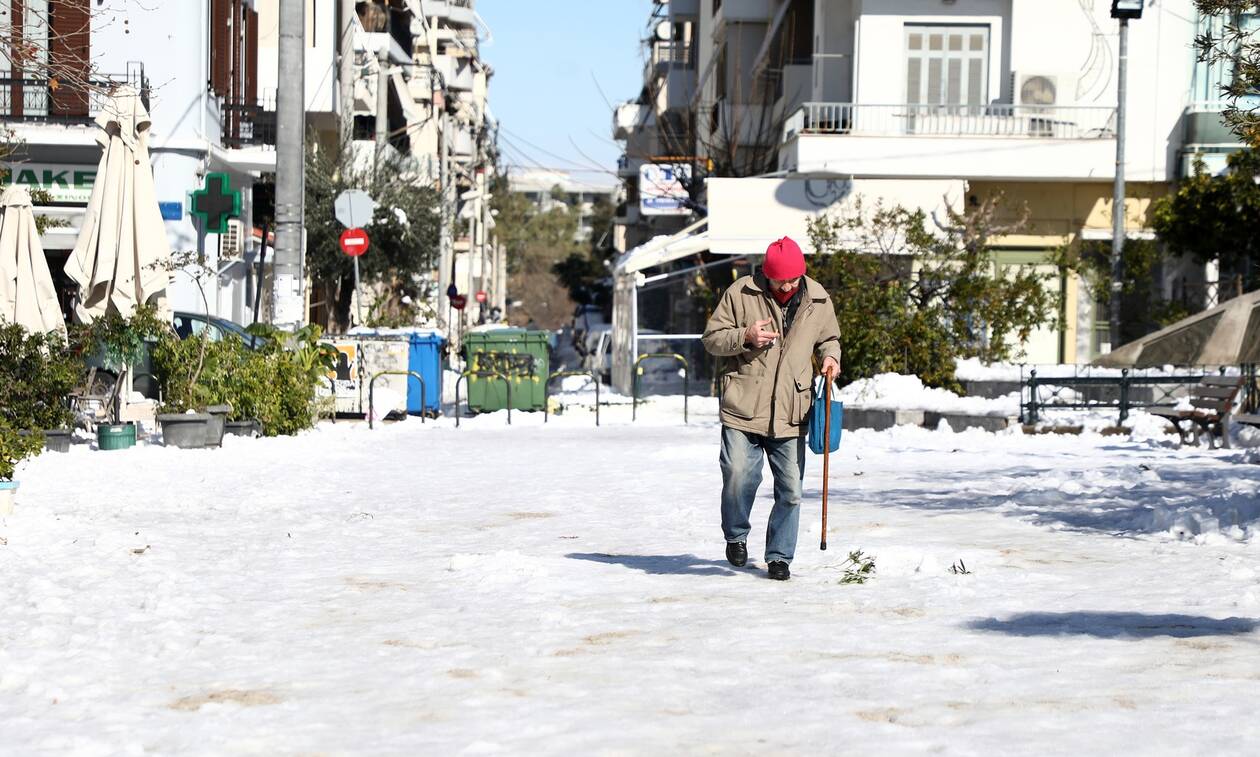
[4,396,1260,754]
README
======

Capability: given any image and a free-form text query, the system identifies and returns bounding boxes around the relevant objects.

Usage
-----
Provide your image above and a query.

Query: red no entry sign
[339,228,370,257]
[475,290,487,303]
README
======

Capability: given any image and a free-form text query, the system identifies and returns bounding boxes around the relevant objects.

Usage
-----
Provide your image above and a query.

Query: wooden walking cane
[821,377,831,551]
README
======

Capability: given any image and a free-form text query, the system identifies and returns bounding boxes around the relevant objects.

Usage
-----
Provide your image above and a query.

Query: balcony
[670,0,701,18]
[779,102,1120,181]
[221,98,277,149]
[613,102,655,140]
[422,0,478,28]
[0,69,150,125]
[714,0,771,28]
[433,56,475,91]
[1183,102,1238,147]
[648,41,695,72]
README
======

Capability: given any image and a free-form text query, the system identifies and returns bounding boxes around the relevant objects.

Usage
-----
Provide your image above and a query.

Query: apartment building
[0,0,499,337]
[507,168,618,243]
[615,0,1240,365]
[257,0,501,338]
[1,0,275,324]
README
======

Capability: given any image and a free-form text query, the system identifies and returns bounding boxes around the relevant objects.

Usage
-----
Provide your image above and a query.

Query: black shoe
[767,561,790,581]
[725,541,747,567]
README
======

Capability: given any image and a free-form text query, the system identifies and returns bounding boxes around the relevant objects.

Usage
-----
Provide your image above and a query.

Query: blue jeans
[719,426,806,565]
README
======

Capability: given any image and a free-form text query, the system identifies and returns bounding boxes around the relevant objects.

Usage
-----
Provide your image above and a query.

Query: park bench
[1234,413,1260,432]
[1148,375,1246,449]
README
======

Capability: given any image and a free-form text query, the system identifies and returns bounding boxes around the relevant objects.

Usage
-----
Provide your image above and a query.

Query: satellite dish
[655,21,672,41]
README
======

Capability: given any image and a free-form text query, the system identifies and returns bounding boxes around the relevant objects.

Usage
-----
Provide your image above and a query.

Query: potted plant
[152,329,240,448]
[0,421,43,515]
[82,307,166,450]
[0,322,77,452]
[148,251,243,448]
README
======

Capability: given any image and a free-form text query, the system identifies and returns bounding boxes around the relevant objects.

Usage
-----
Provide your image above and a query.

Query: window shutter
[211,0,230,97]
[50,0,90,117]
[246,6,258,104]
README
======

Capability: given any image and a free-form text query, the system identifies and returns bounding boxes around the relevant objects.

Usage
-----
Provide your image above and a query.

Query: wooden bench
[1235,413,1260,431]
[1148,375,1246,449]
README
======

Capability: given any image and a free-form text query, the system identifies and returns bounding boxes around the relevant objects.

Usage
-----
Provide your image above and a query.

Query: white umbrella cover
[0,184,64,333]
[64,85,171,322]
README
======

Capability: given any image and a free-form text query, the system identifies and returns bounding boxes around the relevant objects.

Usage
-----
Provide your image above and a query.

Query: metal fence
[1019,365,1255,424]
[0,67,149,124]
[784,102,1117,142]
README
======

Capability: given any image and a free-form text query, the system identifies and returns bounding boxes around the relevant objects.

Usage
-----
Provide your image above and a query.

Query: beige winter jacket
[702,274,842,439]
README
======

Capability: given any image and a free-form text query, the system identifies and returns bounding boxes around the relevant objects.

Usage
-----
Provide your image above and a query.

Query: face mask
[771,284,799,305]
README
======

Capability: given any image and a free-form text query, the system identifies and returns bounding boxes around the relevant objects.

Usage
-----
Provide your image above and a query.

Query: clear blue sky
[478,1,656,189]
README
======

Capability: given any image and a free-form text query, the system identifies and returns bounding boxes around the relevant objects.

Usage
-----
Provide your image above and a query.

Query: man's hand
[821,356,840,381]
[743,319,780,349]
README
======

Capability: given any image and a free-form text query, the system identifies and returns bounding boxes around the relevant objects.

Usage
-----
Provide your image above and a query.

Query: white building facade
[615,0,1237,365]
[2,0,501,340]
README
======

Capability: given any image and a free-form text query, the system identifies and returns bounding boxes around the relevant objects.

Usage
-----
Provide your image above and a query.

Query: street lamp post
[1108,0,1144,351]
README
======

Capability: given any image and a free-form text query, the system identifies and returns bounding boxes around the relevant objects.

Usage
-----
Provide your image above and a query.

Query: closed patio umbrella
[0,185,64,333]
[64,85,170,322]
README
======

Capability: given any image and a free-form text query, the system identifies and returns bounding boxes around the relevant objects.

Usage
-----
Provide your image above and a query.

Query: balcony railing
[649,41,695,71]
[221,99,277,149]
[783,102,1118,142]
[0,68,150,124]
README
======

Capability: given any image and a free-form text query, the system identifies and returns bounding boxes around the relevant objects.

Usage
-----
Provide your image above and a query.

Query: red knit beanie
[763,236,805,280]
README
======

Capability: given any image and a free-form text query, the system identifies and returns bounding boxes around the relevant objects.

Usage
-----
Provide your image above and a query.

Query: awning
[705,176,965,255]
[209,143,277,175]
[614,218,709,276]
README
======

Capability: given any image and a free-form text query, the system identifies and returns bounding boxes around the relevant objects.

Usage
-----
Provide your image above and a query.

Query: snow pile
[955,357,1241,382]
[838,373,1018,416]
[343,326,444,338]
[5,397,1260,752]
[559,374,598,392]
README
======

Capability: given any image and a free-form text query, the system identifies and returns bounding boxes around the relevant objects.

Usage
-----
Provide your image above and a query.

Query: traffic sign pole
[339,228,371,327]
[354,256,362,326]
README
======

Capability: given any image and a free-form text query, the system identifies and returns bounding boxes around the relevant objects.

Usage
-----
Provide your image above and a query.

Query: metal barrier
[1021,367,1225,424]
[633,353,689,423]
[368,370,426,429]
[544,370,601,426]
[454,370,512,427]
[1245,364,1259,414]
[325,376,337,423]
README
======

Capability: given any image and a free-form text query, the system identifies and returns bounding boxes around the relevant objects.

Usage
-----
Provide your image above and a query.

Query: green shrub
[151,334,238,413]
[153,323,335,437]
[78,305,167,373]
[807,196,1058,390]
[0,322,78,430]
[0,421,43,480]
[234,324,335,436]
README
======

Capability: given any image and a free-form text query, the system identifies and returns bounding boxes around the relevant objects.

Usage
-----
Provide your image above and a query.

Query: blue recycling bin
[407,332,444,416]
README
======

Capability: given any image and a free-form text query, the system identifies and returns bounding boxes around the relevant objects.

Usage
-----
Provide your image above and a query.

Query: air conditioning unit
[219,219,244,258]
[1012,72,1081,108]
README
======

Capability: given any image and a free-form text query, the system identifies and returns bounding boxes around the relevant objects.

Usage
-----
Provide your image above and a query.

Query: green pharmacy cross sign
[190,172,241,234]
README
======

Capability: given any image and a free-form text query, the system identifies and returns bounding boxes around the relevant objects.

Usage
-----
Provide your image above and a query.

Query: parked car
[88,312,260,400]
[172,312,262,349]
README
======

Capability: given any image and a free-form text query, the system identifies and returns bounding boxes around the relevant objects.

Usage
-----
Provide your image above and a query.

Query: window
[905,25,990,107]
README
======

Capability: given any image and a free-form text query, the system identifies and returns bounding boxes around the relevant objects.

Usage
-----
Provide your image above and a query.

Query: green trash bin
[464,330,550,412]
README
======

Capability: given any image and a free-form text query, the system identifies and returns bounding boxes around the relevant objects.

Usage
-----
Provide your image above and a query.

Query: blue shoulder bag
[807,378,843,455]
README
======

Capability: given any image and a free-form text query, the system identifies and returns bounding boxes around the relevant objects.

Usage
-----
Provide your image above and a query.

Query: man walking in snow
[701,236,841,581]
